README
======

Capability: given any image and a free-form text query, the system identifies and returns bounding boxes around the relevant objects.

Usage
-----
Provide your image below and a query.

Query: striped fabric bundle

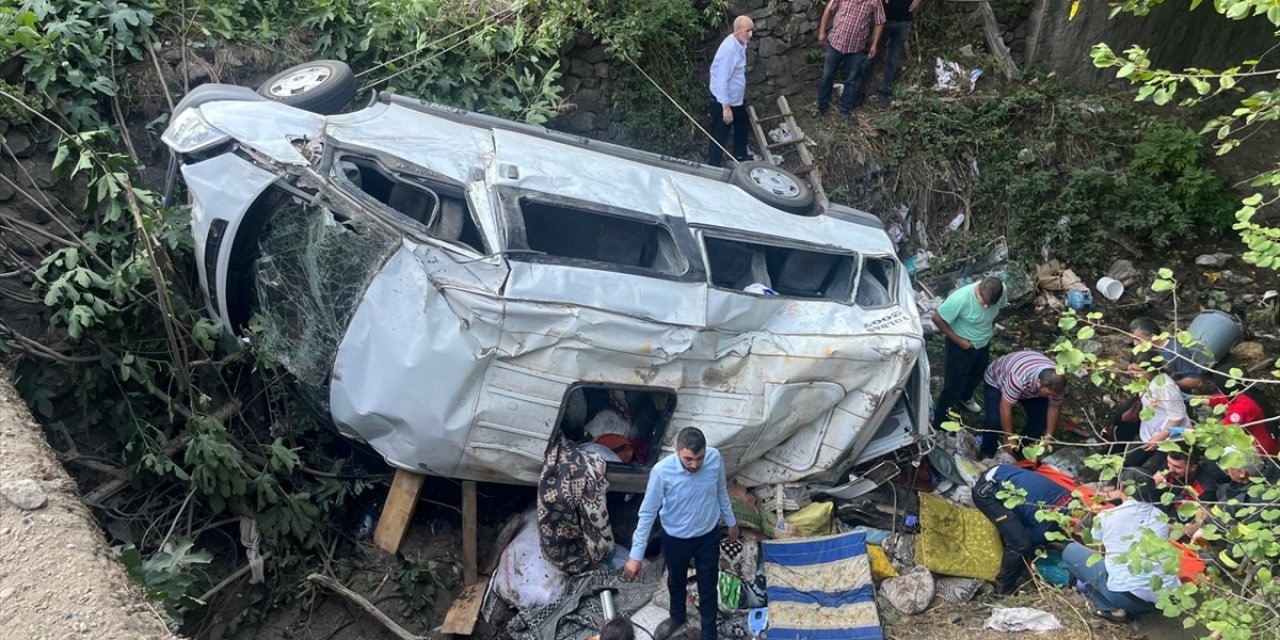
[760,531,883,640]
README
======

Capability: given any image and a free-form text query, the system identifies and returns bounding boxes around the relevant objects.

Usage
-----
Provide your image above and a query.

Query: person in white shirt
[1062,477,1179,623]
[707,16,754,167]
[1121,349,1189,469]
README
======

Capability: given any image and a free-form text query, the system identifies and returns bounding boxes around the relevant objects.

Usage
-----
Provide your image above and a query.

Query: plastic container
[1187,309,1243,365]
[1064,289,1092,310]
[1095,276,1124,301]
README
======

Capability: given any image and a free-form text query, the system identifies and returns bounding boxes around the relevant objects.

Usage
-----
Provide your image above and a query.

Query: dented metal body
[163,86,930,491]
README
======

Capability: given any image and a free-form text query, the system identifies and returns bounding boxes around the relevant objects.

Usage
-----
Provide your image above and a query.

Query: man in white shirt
[707,15,754,167]
[1062,478,1178,623]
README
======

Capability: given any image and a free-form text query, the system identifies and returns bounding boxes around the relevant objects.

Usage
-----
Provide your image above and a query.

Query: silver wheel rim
[748,166,801,198]
[266,66,333,98]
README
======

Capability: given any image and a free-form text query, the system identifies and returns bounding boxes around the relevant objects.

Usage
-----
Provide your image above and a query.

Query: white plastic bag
[493,509,567,608]
[984,607,1062,632]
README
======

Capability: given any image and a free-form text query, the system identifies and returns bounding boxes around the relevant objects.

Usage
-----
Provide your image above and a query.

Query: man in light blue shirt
[707,15,754,167]
[624,428,737,640]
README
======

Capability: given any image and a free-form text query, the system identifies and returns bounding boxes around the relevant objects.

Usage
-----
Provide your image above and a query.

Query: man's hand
[955,337,973,350]
[722,105,734,125]
[868,45,878,59]
[818,30,826,45]
[1153,470,1168,486]
[624,559,642,578]
[725,525,739,542]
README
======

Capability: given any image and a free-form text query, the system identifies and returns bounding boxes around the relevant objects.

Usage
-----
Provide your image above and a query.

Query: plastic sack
[785,501,834,536]
[1034,549,1070,587]
[494,509,567,608]
[880,565,934,615]
[916,492,1002,582]
[867,544,898,580]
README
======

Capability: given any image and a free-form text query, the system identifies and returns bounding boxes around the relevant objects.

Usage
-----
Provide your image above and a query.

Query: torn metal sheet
[165,83,934,491]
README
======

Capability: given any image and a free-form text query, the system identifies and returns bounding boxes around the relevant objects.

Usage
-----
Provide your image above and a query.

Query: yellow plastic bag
[867,544,898,580]
[784,501,834,537]
[916,492,1002,582]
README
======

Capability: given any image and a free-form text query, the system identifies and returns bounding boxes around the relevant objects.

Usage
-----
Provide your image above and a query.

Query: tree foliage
[1049,299,1280,638]
[1090,0,1280,269]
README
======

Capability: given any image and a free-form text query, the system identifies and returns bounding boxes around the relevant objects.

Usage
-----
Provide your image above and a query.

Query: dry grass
[882,580,1148,640]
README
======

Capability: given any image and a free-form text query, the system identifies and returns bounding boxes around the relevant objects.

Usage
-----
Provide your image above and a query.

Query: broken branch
[307,573,426,640]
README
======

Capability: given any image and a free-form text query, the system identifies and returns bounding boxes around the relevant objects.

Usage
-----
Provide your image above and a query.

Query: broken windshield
[252,193,401,387]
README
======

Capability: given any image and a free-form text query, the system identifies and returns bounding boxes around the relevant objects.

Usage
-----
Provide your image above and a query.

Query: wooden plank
[441,578,488,636]
[461,480,478,586]
[977,0,1020,80]
[776,95,828,211]
[745,105,774,165]
[374,469,425,554]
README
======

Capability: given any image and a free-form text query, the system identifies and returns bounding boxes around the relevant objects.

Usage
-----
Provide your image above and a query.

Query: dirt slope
[0,366,177,640]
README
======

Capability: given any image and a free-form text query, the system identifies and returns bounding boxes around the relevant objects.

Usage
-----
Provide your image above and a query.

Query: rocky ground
[0,366,177,640]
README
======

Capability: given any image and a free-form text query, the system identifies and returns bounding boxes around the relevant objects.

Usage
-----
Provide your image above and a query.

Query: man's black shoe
[654,618,685,640]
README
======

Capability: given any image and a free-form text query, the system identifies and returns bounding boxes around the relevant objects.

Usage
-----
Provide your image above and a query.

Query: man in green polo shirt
[932,277,1007,429]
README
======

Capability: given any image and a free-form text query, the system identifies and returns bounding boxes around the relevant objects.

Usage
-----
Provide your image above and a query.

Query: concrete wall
[1025,0,1277,88]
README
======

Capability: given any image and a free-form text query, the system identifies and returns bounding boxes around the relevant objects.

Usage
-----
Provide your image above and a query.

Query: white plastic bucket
[1095,276,1124,301]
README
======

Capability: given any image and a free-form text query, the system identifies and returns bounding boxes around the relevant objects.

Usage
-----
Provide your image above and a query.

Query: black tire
[256,60,356,115]
[729,161,816,215]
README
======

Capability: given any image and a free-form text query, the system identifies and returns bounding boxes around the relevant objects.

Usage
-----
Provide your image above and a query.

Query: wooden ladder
[746,95,829,211]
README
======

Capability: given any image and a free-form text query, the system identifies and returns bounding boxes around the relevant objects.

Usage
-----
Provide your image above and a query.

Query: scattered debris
[1,479,47,511]
[1106,258,1141,288]
[983,607,1063,632]
[935,57,979,93]
[958,44,976,58]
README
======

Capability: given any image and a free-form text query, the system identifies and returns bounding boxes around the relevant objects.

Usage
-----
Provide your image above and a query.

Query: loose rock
[1196,253,1234,268]
[1,478,48,510]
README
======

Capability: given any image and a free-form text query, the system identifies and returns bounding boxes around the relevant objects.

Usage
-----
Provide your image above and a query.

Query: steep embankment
[0,366,177,640]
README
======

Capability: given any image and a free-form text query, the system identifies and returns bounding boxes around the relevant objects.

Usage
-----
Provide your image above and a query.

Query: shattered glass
[252,197,400,387]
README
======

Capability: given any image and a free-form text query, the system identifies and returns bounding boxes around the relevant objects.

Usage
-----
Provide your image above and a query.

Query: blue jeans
[1062,542,1156,614]
[816,44,867,114]
[856,20,912,102]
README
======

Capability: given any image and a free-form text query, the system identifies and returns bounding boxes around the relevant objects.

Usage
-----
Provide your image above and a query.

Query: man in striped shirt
[980,350,1067,458]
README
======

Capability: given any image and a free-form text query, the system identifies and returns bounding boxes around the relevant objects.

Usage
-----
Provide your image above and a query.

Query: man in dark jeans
[707,15,755,166]
[931,277,1006,431]
[980,350,1068,458]
[855,0,922,108]
[973,464,1070,594]
[817,0,885,117]
[625,428,738,640]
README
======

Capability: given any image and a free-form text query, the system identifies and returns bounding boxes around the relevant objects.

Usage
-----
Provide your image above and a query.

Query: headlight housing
[162,108,231,154]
